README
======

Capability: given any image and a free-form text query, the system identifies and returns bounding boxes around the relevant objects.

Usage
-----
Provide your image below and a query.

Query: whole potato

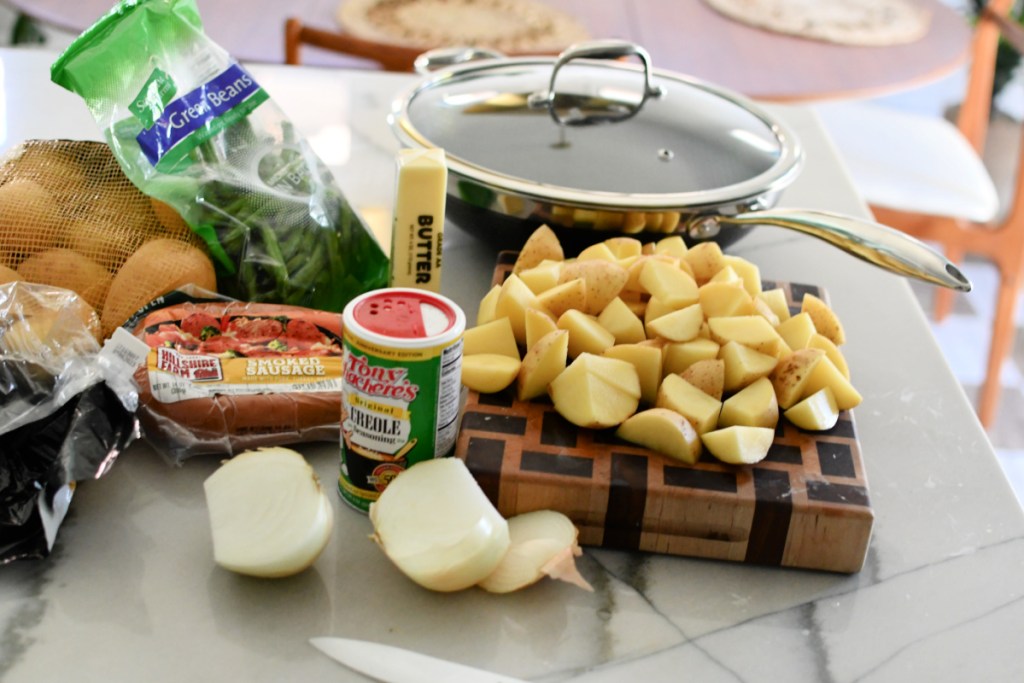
[66,217,153,271]
[151,198,192,237]
[0,263,20,284]
[16,248,112,311]
[0,179,64,265]
[0,142,88,196]
[101,238,217,336]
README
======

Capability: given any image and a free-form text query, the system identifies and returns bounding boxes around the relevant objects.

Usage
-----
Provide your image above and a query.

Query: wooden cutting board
[455,251,874,573]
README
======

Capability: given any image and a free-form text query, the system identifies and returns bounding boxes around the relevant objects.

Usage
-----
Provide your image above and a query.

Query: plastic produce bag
[50,0,389,313]
[0,283,138,563]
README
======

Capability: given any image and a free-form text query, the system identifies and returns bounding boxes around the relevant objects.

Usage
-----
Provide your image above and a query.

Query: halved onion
[369,458,510,592]
[203,447,333,578]
[478,510,593,593]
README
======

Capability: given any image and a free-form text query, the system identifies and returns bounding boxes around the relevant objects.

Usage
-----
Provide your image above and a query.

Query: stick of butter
[389,148,447,292]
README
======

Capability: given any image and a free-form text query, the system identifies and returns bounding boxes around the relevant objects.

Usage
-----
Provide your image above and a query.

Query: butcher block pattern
[455,251,874,573]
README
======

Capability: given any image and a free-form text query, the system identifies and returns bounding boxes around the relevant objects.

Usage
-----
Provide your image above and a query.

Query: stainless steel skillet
[388,40,970,291]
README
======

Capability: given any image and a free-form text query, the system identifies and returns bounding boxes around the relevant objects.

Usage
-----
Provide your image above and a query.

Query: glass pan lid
[391,55,803,208]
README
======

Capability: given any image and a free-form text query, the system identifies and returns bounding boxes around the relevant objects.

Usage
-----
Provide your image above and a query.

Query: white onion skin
[204,447,334,578]
[369,458,510,592]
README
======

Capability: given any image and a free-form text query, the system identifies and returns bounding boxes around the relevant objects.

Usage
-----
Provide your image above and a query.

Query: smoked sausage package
[118,293,344,463]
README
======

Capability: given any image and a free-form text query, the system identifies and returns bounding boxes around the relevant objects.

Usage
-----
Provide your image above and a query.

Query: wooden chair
[816,0,1023,427]
[284,17,423,71]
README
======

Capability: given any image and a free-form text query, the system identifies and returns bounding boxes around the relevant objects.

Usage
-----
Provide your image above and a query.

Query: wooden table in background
[6,0,971,101]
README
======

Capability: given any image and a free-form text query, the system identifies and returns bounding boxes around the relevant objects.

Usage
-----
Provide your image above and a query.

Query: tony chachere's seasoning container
[339,288,465,512]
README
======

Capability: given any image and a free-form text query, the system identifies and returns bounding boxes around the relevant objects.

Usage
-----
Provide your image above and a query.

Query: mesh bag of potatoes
[0,139,216,338]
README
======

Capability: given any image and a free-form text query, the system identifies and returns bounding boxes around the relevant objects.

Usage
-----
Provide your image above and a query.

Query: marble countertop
[1,48,1022,682]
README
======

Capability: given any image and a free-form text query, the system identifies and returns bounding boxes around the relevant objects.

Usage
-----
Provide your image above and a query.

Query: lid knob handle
[527,40,665,127]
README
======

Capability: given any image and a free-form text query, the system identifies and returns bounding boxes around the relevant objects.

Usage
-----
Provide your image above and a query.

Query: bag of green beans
[50,0,389,313]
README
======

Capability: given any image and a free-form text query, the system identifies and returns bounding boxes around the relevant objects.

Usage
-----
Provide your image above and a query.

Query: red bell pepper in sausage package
[50,0,389,313]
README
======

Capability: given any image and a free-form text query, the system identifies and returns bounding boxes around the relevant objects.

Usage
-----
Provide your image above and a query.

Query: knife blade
[310,637,529,683]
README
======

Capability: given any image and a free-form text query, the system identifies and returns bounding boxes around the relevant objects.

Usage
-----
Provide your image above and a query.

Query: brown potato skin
[16,248,112,311]
[131,301,343,461]
[102,239,217,337]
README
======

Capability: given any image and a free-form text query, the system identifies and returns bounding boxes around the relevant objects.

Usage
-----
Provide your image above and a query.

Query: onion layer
[369,458,510,592]
[478,510,593,593]
[203,447,333,578]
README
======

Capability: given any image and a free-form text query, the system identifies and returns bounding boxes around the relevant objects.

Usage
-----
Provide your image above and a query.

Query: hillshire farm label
[148,348,340,403]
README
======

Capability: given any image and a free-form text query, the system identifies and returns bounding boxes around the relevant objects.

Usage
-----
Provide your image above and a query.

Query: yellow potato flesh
[518,259,563,294]
[476,284,501,325]
[645,303,703,342]
[663,338,720,376]
[538,278,586,318]
[639,258,698,307]
[524,308,559,351]
[751,297,781,327]
[701,426,775,465]
[479,227,862,447]
[719,376,779,429]
[549,358,639,429]
[756,288,792,322]
[721,255,762,297]
[463,317,520,360]
[804,356,862,410]
[719,341,778,393]
[808,333,850,379]
[495,274,544,345]
[653,235,688,258]
[616,408,701,465]
[597,297,646,345]
[708,265,741,285]
[461,354,521,393]
[603,236,644,259]
[699,281,755,318]
[776,312,817,351]
[517,330,568,401]
[603,343,663,405]
[558,309,615,358]
[576,242,617,261]
[655,373,722,435]
[708,315,787,357]
[784,387,839,431]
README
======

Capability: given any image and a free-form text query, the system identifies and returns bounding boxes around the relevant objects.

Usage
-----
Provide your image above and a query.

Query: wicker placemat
[336,0,590,53]
[702,0,932,46]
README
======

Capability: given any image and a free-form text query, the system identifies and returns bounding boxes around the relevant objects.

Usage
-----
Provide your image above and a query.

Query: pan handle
[687,208,971,292]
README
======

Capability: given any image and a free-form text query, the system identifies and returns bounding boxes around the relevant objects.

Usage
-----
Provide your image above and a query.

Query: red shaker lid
[348,289,463,341]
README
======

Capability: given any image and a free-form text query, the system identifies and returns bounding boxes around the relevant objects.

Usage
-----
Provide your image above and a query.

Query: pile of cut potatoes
[460,226,861,466]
